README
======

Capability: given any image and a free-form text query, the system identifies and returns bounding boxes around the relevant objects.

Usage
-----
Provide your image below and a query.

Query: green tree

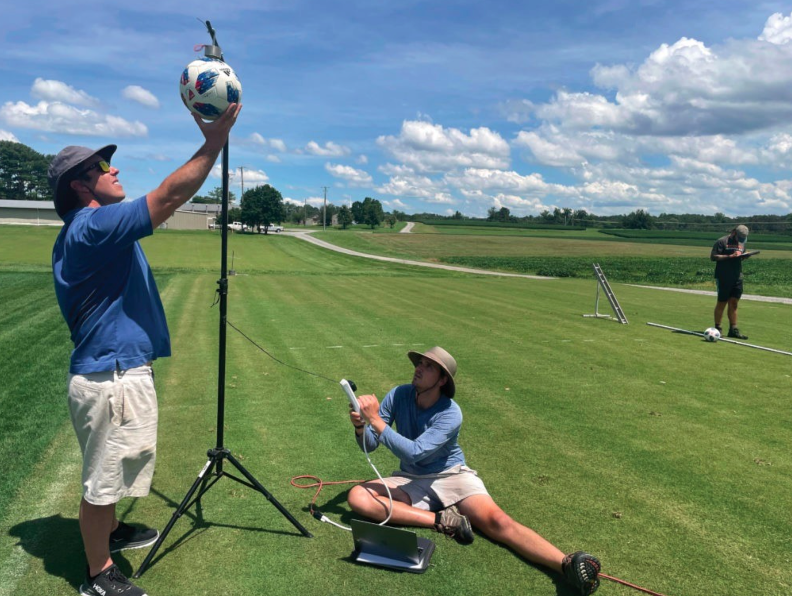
[0,141,53,200]
[338,205,353,229]
[361,197,384,229]
[241,184,285,233]
[385,213,397,228]
[351,200,365,224]
[622,209,654,229]
[205,186,237,204]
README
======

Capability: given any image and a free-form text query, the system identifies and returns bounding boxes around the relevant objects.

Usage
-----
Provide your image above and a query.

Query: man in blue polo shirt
[49,104,241,596]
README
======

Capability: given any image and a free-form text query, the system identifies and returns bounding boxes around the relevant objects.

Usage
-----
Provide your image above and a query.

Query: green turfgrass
[0,227,790,596]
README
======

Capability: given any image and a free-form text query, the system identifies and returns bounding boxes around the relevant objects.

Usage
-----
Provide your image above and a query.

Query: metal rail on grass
[647,322,792,356]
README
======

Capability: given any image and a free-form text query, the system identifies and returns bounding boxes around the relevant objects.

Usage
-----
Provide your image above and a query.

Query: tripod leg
[134,457,219,578]
[224,452,313,538]
[194,462,214,524]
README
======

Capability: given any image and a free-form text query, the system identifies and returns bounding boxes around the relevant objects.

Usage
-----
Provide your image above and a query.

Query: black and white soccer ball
[179,57,242,121]
[704,327,721,342]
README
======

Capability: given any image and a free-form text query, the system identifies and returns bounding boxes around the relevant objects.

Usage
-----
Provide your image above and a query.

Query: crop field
[0,225,790,596]
[314,227,792,298]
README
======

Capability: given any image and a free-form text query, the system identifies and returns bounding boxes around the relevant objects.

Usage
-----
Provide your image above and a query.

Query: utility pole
[239,166,245,200]
[303,197,307,227]
[322,186,328,231]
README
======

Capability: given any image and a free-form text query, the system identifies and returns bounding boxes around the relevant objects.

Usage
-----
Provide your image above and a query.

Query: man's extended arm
[146,105,241,229]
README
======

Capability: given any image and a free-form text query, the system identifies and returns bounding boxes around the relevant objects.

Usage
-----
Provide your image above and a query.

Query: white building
[0,199,222,230]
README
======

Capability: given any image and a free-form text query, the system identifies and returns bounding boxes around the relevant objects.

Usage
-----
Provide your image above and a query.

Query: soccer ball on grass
[703,327,721,342]
[179,57,242,121]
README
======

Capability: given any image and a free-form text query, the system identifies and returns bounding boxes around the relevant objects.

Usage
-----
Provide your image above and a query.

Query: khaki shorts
[384,465,489,511]
[68,364,158,506]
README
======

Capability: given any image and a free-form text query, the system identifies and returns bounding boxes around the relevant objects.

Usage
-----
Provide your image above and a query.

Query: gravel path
[627,284,792,304]
[400,222,415,233]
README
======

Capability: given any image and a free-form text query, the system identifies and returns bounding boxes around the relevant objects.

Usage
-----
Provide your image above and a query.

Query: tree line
[3,139,792,232]
[210,186,394,232]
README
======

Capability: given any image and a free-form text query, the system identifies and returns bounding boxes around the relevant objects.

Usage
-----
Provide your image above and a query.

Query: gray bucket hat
[407,346,457,398]
[48,144,116,218]
[734,224,749,242]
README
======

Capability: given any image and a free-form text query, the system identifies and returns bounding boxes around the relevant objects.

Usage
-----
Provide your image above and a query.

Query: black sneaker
[433,505,474,544]
[79,565,148,596]
[728,327,748,340]
[562,551,601,595]
[109,522,159,553]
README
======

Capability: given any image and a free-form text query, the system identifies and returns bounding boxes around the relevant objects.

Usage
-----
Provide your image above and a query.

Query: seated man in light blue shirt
[349,346,601,596]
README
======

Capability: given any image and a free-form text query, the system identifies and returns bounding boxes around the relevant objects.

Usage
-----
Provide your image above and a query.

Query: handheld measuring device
[340,379,360,413]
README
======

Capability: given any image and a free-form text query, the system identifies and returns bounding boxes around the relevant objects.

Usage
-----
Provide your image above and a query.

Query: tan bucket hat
[407,346,457,398]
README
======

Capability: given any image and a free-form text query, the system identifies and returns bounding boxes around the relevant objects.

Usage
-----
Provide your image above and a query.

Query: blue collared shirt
[357,384,466,475]
[52,196,171,374]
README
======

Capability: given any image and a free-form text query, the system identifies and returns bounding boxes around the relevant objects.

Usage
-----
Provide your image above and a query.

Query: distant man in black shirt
[710,225,750,339]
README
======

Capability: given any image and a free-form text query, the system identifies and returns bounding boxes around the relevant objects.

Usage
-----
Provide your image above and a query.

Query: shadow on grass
[475,530,581,596]
[7,514,134,589]
[139,485,310,574]
[306,489,580,593]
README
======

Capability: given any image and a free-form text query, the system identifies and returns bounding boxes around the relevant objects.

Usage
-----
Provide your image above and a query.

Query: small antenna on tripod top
[196,17,224,60]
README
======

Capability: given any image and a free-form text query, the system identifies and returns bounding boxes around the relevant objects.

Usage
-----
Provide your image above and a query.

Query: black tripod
[134,23,312,579]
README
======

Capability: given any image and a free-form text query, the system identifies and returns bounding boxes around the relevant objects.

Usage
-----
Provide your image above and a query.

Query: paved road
[288,230,553,280]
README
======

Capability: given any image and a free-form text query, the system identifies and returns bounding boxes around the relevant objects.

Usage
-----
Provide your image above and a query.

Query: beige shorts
[68,364,158,506]
[384,465,489,511]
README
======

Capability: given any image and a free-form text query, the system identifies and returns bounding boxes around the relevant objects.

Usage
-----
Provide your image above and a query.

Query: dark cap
[48,145,116,218]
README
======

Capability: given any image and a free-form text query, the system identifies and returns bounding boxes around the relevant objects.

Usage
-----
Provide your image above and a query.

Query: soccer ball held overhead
[179,57,242,121]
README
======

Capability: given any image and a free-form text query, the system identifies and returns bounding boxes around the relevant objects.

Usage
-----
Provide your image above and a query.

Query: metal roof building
[0,199,222,230]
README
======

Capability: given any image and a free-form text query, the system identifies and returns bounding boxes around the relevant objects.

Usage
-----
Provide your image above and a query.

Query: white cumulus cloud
[122,85,160,109]
[325,163,372,186]
[377,120,511,172]
[250,133,287,152]
[305,141,350,157]
[1,101,147,137]
[31,78,101,108]
[0,129,18,142]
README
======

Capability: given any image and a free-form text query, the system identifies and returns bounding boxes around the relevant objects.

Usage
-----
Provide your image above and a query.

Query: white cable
[361,424,394,525]
[318,423,394,532]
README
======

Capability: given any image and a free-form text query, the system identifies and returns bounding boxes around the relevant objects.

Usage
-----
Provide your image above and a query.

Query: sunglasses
[76,160,111,177]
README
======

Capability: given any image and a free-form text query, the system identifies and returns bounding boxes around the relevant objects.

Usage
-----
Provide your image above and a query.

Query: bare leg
[714,300,728,328]
[348,481,436,527]
[457,494,565,572]
[727,297,739,328]
[80,498,115,577]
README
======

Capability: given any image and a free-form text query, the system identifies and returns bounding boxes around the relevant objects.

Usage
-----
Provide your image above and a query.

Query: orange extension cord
[291,475,670,596]
[290,474,366,515]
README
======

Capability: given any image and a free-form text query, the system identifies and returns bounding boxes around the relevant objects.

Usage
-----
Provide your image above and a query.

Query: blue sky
[4,1,792,217]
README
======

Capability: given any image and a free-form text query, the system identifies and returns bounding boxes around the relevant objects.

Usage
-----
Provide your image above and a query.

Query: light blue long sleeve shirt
[357,384,466,475]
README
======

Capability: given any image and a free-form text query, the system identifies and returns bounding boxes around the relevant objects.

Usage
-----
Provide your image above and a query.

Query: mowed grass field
[0,226,790,596]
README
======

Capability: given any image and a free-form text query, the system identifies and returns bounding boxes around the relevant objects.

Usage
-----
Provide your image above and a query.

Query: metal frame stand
[134,22,311,578]
[583,263,628,324]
